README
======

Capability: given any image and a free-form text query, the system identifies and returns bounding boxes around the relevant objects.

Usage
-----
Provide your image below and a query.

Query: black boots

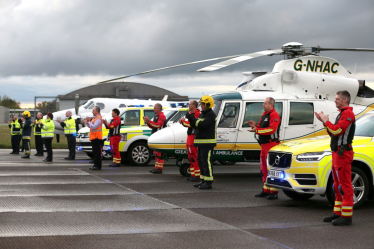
[150,169,162,174]
[199,182,212,189]
[332,217,352,226]
[267,193,278,200]
[323,213,352,225]
[255,190,268,197]
[323,213,340,222]
[21,154,30,159]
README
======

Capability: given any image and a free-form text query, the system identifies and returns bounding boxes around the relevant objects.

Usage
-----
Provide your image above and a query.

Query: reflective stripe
[194,139,217,143]
[23,136,31,139]
[327,126,342,135]
[334,207,341,212]
[195,118,204,127]
[334,201,342,205]
[200,175,205,180]
[342,206,352,209]
[257,128,274,134]
[341,211,353,217]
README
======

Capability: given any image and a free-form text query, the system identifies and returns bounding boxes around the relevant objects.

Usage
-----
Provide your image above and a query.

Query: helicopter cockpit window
[212,99,222,116]
[218,103,240,128]
[242,102,283,127]
[289,102,314,125]
[83,101,94,109]
[169,110,189,123]
[96,103,105,111]
[235,80,251,91]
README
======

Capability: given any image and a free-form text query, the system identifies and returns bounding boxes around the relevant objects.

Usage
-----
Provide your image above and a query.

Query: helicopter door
[216,102,242,160]
[283,101,316,141]
[237,101,284,161]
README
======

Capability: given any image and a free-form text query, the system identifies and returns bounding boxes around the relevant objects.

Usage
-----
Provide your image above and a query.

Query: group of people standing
[246,91,355,226]
[9,110,76,162]
[8,91,355,226]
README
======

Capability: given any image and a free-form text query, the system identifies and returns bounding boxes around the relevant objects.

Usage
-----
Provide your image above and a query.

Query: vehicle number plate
[268,170,283,178]
[103,145,109,151]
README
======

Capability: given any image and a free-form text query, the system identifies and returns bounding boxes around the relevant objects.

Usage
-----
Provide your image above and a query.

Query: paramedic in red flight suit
[248,97,281,200]
[179,100,201,182]
[103,108,122,167]
[144,103,166,174]
[316,90,355,226]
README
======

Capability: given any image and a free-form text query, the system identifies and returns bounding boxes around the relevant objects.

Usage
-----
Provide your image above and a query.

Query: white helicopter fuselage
[148,56,374,162]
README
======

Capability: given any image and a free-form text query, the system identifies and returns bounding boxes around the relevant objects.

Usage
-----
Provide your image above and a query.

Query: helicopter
[100,42,374,175]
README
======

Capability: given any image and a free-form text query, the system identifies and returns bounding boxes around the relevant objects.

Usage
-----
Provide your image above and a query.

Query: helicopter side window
[289,102,314,125]
[218,103,240,128]
[242,102,283,127]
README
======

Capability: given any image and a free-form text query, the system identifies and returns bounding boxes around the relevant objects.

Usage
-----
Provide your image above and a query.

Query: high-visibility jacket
[62,116,76,135]
[89,114,103,140]
[33,118,45,136]
[9,119,22,135]
[40,118,55,139]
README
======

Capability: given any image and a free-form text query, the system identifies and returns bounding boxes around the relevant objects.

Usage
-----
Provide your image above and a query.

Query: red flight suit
[181,109,201,177]
[256,108,281,194]
[147,112,166,169]
[106,116,122,164]
[324,106,355,218]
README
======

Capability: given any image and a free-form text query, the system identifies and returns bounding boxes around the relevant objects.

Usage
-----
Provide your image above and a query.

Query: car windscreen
[355,113,374,137]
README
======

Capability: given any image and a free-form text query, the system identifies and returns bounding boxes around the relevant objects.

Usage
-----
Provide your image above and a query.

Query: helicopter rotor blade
[96,54,246,84]
[197,49,283,72]
[312,47,374,53]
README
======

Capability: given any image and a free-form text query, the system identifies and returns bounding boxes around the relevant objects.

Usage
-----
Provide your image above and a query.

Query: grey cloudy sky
[1,0,374,106]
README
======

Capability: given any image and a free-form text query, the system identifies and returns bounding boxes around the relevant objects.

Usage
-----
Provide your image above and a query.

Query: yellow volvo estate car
[266,110,374,208]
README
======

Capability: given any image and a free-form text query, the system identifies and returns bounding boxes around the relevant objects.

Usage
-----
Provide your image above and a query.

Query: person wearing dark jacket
[57,110,77,160]
[185,95,217,189]
[21,111,32,159]
[316,90,355,226]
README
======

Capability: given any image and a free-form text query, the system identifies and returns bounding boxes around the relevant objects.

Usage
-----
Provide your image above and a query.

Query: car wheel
[128,142,152,166]
[179,163,191,177]
[326,166,369,208]
[283,189,314,201]
[218,160,236,165]
[85,152,93,158]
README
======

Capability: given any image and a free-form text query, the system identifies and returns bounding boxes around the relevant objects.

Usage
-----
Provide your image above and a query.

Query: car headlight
[121,133,127,141]
[296,151,331,161]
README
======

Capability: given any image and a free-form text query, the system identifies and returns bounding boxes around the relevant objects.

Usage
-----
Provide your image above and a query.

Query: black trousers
[43,138,53,161]
[23,139,31,155]
[66,134,76,158]
[91,139,102,168]
[11,135,20,153]
[197,146,215,182]
[35,135,44,155]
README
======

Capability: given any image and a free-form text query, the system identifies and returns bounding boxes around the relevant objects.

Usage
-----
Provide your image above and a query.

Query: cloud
[0,0,374,104]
